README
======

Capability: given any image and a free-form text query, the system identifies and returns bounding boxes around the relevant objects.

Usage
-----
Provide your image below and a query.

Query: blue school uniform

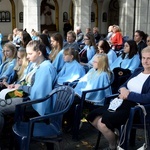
[31,60,56,115]
[80,45,96,62]
[110,53,140,73]
[0,58,16,81]
[52,49,65,73]
[74,68,112,106]
[56,60,85,85]
[19,60,57,115]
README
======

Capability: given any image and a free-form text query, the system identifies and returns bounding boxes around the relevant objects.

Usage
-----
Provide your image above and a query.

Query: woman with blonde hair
[75,53,112,106]
[64,54,113,131]
[0,42,17,86]
[3,47,29,86]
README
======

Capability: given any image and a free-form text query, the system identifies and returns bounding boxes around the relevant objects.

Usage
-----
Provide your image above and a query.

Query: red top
[110,32,123,46]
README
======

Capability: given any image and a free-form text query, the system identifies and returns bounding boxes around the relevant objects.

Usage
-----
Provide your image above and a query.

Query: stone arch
[108,0,119,25]
[9,0,16,30]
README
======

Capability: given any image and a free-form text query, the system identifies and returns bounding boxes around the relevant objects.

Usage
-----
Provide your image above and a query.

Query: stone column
[73,0,92,34]
[22,0,41,33]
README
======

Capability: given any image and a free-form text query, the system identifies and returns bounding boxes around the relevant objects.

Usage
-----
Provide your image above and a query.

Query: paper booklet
[0,88,16,100]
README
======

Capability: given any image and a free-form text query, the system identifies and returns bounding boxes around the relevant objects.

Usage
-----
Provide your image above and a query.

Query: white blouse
[127,72,150,94]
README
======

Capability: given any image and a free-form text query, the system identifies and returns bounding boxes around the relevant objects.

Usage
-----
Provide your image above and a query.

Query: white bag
[117,104,148,150]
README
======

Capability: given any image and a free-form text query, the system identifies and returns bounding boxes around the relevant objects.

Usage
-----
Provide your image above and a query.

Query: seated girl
[0,42,17,89]
[110,40,140,73]
[0,40,57,134]
[79,33,96,63]
[64,54,113,130]
[74,53,112,106]
[55,47,85,86]
[3,47,29,86]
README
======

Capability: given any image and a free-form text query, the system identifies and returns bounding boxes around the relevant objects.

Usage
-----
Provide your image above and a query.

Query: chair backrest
[51,85,75,113]
[48,86,75,127]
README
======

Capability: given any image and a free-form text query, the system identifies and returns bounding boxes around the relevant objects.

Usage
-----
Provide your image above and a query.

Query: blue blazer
[74,68,112,105]
[120,67,150,104]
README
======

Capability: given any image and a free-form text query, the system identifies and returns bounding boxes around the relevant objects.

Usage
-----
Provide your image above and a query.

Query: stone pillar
[119,0,135,38]
[22,0,41,33]
[73,0,92,34]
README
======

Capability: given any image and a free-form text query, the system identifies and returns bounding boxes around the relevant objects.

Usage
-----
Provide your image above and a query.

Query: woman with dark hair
[110,40,140,73]
[38,33,51,54]
[19,31,32,48]
[49,32,63,62]
[79,32,96,63]
[134,30,147,59]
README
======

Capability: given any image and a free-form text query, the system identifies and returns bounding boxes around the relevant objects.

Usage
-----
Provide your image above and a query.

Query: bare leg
[97,118,117,149]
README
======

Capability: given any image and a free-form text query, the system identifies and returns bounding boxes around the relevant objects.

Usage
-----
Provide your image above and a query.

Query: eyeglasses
[84,38,89,41]
[17,57,21,60]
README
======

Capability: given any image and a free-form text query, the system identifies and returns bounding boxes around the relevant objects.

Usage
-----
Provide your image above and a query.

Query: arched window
[0,11,11,22]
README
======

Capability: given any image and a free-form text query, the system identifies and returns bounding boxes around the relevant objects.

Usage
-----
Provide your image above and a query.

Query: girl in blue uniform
[0,42,17,88]
[74,53,112,106]
[0,40,57,134]
[79,32,96,63]
[110,40,140,73]
[55,47,85,86]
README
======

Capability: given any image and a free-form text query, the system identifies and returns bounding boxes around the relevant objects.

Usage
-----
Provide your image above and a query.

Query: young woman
[3,47,29,86]
[87,46,150,150]
[49,32,63,62]
[38,33,51,55]
[64,54,113,131]
[74,53,112,106]
[55,47,85,86]
[79,32,96,63]
[146,36,150,47]
[0,40,57,133]
[110,40,140,73]
[134,30,147,59]
[0,42,17,86]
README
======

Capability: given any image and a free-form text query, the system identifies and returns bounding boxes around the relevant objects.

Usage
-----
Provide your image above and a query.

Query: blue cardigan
[121,67,150,104]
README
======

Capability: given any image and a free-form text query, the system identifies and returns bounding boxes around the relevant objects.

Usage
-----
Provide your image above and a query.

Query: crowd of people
[0,24,150,150]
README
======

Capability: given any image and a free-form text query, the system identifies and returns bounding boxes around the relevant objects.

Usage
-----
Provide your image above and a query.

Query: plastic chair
[94,94,150,150]
[72,74,114,140]
[12,85,75,150]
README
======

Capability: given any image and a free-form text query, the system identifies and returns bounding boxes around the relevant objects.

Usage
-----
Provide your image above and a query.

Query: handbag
[117,104,148,150]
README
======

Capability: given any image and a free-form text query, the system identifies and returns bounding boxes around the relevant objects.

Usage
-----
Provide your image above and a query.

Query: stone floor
[1,121,146,150]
